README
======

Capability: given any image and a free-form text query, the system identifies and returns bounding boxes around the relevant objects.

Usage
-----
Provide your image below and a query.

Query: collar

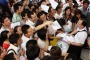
[29,19,35,26]
[8,44,19,54]
[78,27,87,32]
[22,34,30,41]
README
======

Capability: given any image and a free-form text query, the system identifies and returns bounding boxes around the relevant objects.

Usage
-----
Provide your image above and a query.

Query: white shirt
[26,19,35,29]
[54,12,63,19]
[63,20,72,33]
[0,26,10,33]
[74,27,87,44]
[7,44,20,55]
[37,38,46,49]
[21,34,32,51]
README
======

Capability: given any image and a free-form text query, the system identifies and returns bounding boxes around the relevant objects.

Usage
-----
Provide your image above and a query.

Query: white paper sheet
[51,21,62,30]
[41,5,49,13]
[49,0,58,9]
[11,22,20,28]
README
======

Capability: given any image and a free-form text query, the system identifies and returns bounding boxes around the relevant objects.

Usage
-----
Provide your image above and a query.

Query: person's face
[77,20,83,28]
[66,9,71,15]
[68,0,72,5]
[83,3,89,9]
[27,28,33,36]
[40,14,46,21]
[3,17,11,26]
[57,8,62,13]
[23,13,28,20]
[18,6,23,13]
[16,26,23,35]
[31,13,37,22]
[50,8,55,17]
[23,0,28,6]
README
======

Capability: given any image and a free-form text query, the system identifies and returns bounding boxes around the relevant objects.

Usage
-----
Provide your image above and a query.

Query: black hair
[73,4,78,8]
[28,11,34,18]
[37,11,46,18]
[26,45,40,60]
[50,46,62,60]
[42,56,54,60]
[14,25,20,33]
[21,25,30,34]
[32,6,39,13]
[37,29,47,41]
[21,9,30,19]
[3,53,15,60]
[83,0,89,5]
[56,5,62,11]
[9,33,20,44]
[48,7,52,12]
[82,20,87,27]
[64,6,72,17]
[26,40,37,49]
[14,2,23,12]
[1,16,9,23]
[28,3,34,10]
[0,30,9,46]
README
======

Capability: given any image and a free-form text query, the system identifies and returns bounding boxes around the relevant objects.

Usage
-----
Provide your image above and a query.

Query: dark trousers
[68,45,83,60]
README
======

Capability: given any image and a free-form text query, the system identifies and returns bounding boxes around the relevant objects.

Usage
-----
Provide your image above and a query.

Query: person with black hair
[67,20,88,59]
[37,29,49,51]
[21,20,52,52]
[79,0,89,17]
[14,25,23,36]
[3,53,19,60]
[26,39,37,49]
[0,16,13,34]
[26,45,40,60]
[50,46,63,60]
[8,33,23,55]
[0,30,10,50]
[54,5,63,19]
[63,6,72,33]
[12,2,23,23]
[28,3,34,11]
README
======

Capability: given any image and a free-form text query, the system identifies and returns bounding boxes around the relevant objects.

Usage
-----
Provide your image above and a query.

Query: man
[12,2,23,23]
[0,17,13,33]
[78,0,89,17]
[67,20,88,59]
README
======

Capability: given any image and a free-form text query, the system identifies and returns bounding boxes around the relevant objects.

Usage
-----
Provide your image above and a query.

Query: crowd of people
[0,0,90,60]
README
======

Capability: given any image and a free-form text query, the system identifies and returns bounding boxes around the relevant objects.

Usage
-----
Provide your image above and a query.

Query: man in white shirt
[0,17,13,33]
[67,20,88,59]
[21,21,52,51]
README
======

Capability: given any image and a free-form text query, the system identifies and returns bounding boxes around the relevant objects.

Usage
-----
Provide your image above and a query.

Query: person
[21,20,52,51]
[8,34,23,55]
[12,2,23,23]
[14,25,23,36]
[1,30,10,50]
[0,16,13,33]
[78,0,89,17]
[63,6,72,33]
[50,46,63,60]
[67,20,88,59]
[54,5,63,19]
[26,45,40,60]
[3,53,19,60]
